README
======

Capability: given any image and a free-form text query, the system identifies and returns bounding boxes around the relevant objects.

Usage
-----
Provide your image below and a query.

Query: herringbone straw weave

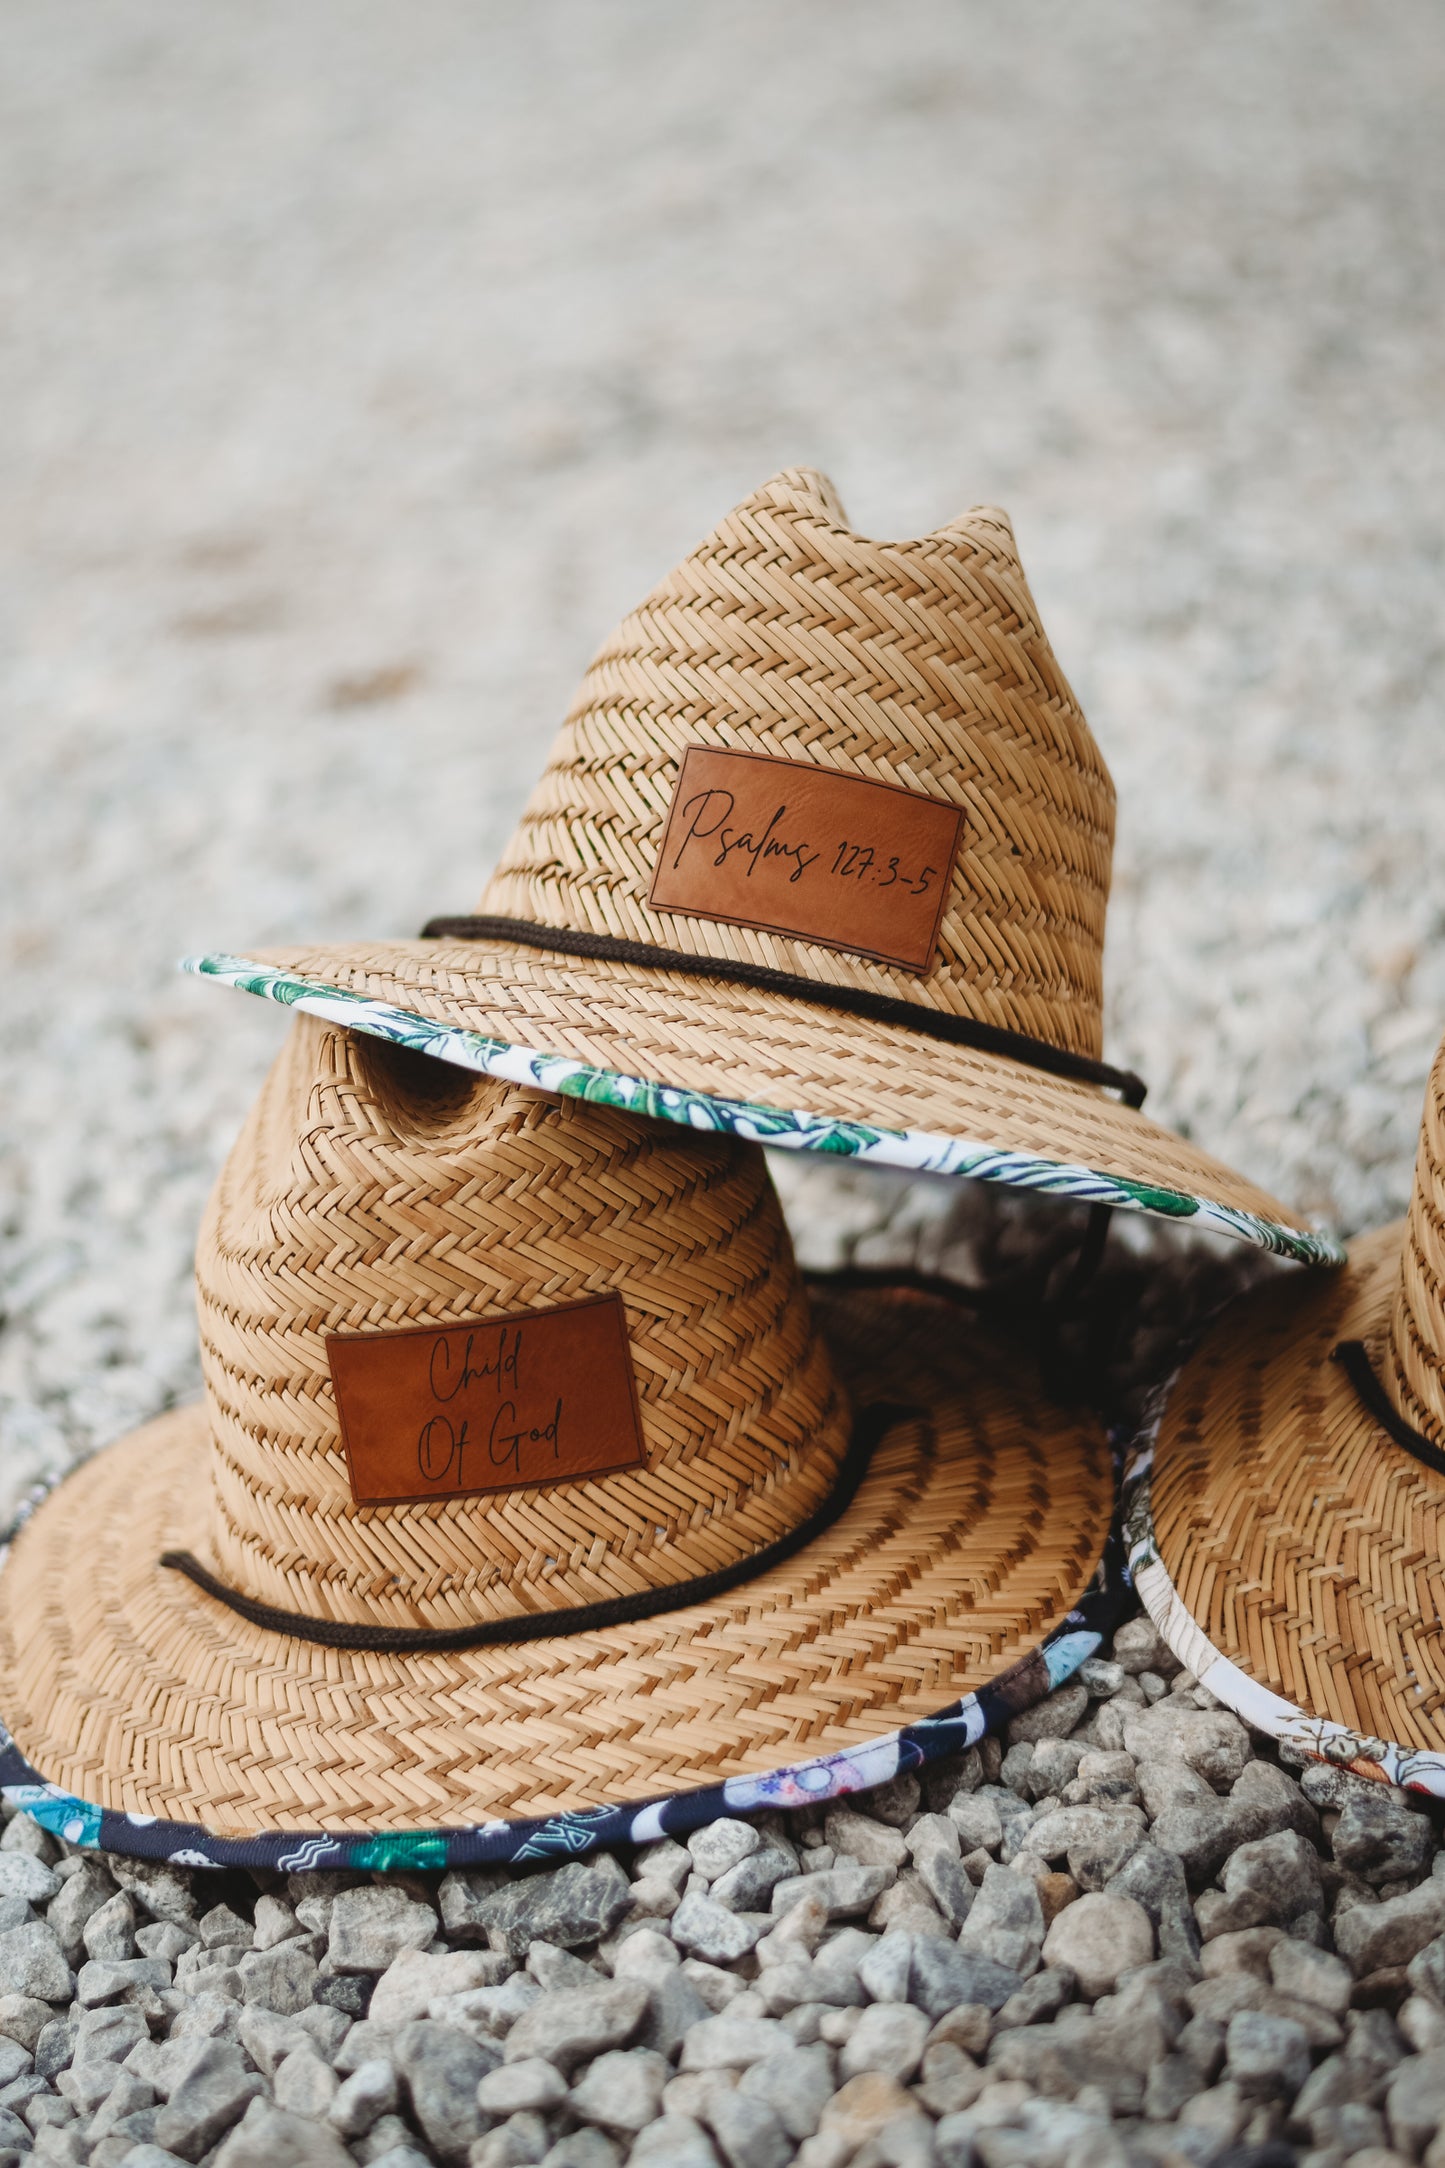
[0,1017,1113,1832]
[226,468,1315,1241]
[196,1016,845,1629]
[1150,1027,1445,1751]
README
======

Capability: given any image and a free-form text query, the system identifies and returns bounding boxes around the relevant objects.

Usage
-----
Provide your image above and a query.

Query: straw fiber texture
[1151,1029,1445,1750]
[196,1016,846,1630]
[483,466,1111,1052]
[232,470,1314,1243]
[249,937,1306,1229]
[0,1286,1111,1831]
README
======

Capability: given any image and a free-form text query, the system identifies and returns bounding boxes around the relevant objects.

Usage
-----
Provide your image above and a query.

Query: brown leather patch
[649,748,963,973]
[328,1292,646,1507]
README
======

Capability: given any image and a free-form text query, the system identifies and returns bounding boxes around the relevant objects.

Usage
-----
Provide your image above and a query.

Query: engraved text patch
[328,1291,646,1507]
[648,747,962,973]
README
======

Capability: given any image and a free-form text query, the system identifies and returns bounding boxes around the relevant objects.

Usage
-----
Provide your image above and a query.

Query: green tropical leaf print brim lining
[182,954,1346,1268]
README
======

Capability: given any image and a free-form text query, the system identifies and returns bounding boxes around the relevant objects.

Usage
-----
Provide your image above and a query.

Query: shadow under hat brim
[1125,1221,1445,1794]
[184,946,1343,1268]
[0,1286,1127,1869]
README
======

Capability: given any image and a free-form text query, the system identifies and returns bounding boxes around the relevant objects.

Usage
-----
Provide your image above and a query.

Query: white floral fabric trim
[1123,1409,1445,1798]
[182,955,1346,1268]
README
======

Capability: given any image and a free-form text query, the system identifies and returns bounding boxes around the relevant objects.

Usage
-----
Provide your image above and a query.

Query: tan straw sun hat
[0,1016,1126,1872]
[185,467,1340,1269]
[1125,1023,1445,1798]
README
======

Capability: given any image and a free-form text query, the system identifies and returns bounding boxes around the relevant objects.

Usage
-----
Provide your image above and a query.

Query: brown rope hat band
[420,915,1150,1112]
[1332,1339,1445,1482]
[160,1401,899,1652]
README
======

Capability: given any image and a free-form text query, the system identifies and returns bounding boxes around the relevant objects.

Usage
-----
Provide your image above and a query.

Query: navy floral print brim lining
[0,1495,1131,1877]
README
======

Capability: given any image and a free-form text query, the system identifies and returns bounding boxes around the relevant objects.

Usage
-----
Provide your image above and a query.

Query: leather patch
[328,1291,646,1507]
[649,747,963,973]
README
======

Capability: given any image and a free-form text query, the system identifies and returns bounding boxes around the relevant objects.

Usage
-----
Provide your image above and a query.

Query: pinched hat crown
[194,1016,846,1632]
[1387,1029,1445,1449]
[481,466,1114,1059]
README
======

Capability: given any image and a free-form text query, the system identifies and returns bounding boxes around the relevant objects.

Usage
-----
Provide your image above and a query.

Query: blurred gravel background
[2,0,1444,1514]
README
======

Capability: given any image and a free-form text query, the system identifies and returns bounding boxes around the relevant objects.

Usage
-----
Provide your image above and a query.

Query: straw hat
[1125,1024,1445,1797]
[185,467,1339,1268]
[0,1016,1126,1869]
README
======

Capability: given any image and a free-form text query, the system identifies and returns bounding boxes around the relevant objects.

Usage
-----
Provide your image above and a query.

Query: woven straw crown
[195,1015,847,1633]
[1386,1027,1445,1447]
[481,465,1115,1059]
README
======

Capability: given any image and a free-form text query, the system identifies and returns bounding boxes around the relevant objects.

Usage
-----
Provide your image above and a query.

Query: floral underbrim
[0,1494,1131,1875]
[1122,1410,1445,1798]
[182,956,1345,1270]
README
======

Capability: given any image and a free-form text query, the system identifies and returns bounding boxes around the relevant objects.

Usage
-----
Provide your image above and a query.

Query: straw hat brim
[184,948,1343,1268]
[0,1286,1127,1870]
[1124,1221,1445,1796]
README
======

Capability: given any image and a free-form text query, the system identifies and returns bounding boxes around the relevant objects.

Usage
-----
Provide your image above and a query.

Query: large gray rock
[1225,2008,1310,2100]
[327,1886,438,1974]
[1041,1891,1153,2000]
[0,1856,58,1907]
[1216,1830,1322,1931]
[434,1868,509,1945]
[1231,1759,1321,1843]
[568,2045,669,2132]
[1270,1936,1352,2016]
[1106,1842,1201,1970]
[73,1959,170,2003]
[272,2043,339,2118]
[392,2017,496,2162]
[106,1859,197,1926]
[708,1849,793,1915]
[45,1861,118,1967]
[770,1863,891,1919]
[0,1921,70,2003]
[213,2096,354,2168]
[1121,1704,1252,1791]
[1007,1682,1089,1742]
[1387,2047,1445,2156]
[838,1999,929,2083]
[475,1856,632,1956]
[81,1891,136,1963]
[327,2056,399,2138]
[736,2043,835,2140]
[705,2087,792,2168]
[476,2057,568,2115]
[824,1810,909,1871]
[955,1864,1044,1977]
[630,2113,720,2167]
[237,1939,317,2013]
[686,1821,760,1882]
[1336,1875,1445,1975]
[1150,1796,1270,1888]
[152,2040,266,2161]
[1022,1805,1147,1889]
[679,2014,790,2070]
[639,1966,709,2058]
[503,1978,648,2072]
[1332,1787,1434,1884]
[908,1937,1021,2020]
[670,1890,769,1964]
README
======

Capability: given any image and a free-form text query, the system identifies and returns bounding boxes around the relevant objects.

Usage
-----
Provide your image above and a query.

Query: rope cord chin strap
[420,915,1150,1112]
[160,1402,901,1653]
[1333,1340,1445,1481]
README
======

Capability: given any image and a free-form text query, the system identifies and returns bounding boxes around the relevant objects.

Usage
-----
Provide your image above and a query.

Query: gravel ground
[0,1613,1443,2168]
[2,3,1445,2163]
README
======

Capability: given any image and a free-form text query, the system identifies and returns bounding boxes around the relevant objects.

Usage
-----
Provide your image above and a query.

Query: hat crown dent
[480,467,1115,1060]
[1386,1030,1445,1448]
[193,1014,847,1632]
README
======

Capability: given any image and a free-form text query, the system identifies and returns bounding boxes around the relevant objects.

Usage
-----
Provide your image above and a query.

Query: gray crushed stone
[2,3,1445,2164]
[0,1619,1437,2164]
